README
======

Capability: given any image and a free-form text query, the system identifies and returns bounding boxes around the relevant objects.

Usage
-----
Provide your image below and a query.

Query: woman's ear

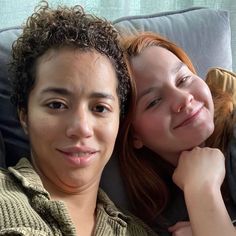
[18,108,28,135]
[132,133,143,149]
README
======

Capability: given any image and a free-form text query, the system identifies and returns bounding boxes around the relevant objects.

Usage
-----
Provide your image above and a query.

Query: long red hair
[118,32,235,227]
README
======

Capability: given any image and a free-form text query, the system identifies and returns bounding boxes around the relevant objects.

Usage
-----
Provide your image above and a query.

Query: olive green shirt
[0,158,157,235]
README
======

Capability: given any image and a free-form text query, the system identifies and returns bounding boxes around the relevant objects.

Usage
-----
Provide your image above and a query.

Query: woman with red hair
[120,32,236,236]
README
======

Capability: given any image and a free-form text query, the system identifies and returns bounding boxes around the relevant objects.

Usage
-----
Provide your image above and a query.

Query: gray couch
[0,7,233,210]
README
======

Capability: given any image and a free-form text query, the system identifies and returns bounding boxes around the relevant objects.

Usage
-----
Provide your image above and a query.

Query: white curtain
[0,0,235,70]
[1,0,235,27]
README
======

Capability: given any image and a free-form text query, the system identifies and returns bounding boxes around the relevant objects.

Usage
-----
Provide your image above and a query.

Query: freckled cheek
[98,118,119,146]
[27,112,60,143]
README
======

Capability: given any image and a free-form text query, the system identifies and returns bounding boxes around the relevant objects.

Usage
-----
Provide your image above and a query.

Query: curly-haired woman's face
[19,48,120,192]
[130,46,214,165]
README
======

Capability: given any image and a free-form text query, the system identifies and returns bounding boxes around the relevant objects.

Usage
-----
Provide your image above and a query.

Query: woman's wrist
[184,180,222,208]
[183,181,236,236]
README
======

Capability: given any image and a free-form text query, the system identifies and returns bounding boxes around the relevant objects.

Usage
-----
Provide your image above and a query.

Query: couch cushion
[0,27,30,167]
[113,7,232,79]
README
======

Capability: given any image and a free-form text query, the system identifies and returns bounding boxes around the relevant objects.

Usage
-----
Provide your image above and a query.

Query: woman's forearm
[184,183,236,236]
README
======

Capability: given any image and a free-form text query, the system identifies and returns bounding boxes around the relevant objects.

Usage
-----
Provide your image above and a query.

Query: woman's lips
[57,146,99,167]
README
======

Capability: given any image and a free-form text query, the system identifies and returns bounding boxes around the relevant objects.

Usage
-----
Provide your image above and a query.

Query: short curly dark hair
[10,1,131,117]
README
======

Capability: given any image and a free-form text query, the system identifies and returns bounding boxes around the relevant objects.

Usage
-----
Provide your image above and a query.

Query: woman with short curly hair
[0,2,157,235]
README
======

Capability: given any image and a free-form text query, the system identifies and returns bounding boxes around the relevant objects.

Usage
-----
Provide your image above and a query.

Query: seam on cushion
[113,7,208,24]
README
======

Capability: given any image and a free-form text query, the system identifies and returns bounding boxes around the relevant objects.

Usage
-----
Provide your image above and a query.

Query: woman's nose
[171,89,193,113]
[66,109,93,139]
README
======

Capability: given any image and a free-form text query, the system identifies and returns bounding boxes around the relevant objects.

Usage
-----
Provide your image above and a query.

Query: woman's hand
[172,146,225,193]
[172,147,236,236]
[168,221,192,236]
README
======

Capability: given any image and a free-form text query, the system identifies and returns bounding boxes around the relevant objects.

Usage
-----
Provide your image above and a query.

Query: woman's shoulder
[0,158,46,203]
[0,158,32,184]
[0,160,31,202]
[0,159,63,236]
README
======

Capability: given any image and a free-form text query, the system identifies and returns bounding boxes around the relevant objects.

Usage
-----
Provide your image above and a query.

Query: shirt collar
[8,158,50,198]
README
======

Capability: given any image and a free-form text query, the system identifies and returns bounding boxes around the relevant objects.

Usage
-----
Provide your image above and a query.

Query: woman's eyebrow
[90,92,116,101]
[40,87,116,100]
[137,86,156,103]
[172,61,185,74]
[40,87,71,96]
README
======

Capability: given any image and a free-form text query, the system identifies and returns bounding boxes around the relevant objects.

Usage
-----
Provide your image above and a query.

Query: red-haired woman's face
[130,46,214,166]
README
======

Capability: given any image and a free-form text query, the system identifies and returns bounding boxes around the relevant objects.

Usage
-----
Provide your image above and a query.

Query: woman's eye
[177,76,191,86]
[93,105,110,113]
[146,98,161,110]
[48,101,66,110]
